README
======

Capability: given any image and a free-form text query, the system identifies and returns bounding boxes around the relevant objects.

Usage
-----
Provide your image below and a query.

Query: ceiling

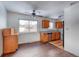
[1,1,77,18]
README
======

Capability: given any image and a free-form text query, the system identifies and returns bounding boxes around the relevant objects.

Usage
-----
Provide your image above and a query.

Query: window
[19,20,37,33]
[30,21,37,32]
[49,22,54,29]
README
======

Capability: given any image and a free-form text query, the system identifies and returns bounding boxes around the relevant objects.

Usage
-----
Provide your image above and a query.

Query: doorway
[49,21,64,49]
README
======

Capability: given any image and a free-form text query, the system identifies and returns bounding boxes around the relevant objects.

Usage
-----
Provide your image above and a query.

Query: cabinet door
[52,32,60,41]
[56,21,63,29]
[52,32,56,41]
[3,35,18,54]
[56,32,60,40]
[42,20,49,28]
[40,33,48,43]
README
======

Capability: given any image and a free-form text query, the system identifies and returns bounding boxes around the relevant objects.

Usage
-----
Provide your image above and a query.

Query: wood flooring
[3,42,76,57]
[49,40,63,49]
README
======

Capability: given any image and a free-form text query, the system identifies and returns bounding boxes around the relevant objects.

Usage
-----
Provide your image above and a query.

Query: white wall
[0,2,7,28]
[0,2,7,56]
[64,3,79,56]
[19,33,40,44]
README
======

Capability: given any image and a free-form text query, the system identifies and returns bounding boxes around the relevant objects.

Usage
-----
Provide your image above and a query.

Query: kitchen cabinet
[2,28,18,54]
[42,20,49,28]
[55,20,63,29]
[40,32,60,43]
[40,33,49,43]
[56,32,60,40]
[52,32,60,41]
[52,32,56,41]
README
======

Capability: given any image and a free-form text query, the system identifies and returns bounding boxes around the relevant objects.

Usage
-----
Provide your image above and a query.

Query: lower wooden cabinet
[2,28,18,54]
[40,33,49,43]
[56,32,60,40]
[40,32,60,43]
[52,32,60,41]
[52,32,56,41]
[3,35,18,54]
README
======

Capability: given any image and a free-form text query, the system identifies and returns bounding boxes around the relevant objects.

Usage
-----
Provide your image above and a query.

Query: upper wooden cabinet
[55,20,63,29]
[42,20,49,28]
